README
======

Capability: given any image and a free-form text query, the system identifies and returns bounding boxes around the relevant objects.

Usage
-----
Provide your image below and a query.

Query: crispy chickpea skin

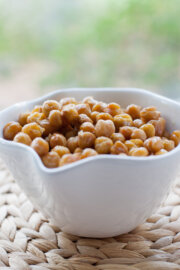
[111,141,128,155]
[162,138,175,151]
[95,120,115,138]
[81,148,97,159]
[170,130,180,146]
[120,126,135,140]
[111,133,125,143]
[48,110,62,128]
[95,137,113,154]
[92,102,107,112]
[140,124,155,138]
[155,149,168,155]
[52,146,70,157]
[78,114,93,124]
[130,139,144,147]
[150,117,166,137]
[31,137,49,156]
[114,114,133,129]
[67,136,79,153]
[144,136,164,153]
[131,129,147,141]
[32,105,43,113]
[76,103,91,116]
[78,131,96,149]
[39,119,55,137]
[82,96,97,109]
[18,112,30,126]
[42,151,60,168]
[60,153,81,167]
[3,121,22,140]
[50,133,67,148]
[80,122,95,133]
[61,104,79,124]
[27,112,46,124]
[91,111,99,123]
[126,104,141,119]
[42,100,60,117]
[74,147,83,153]
[59,97,77,109]
[14,132,32,146]
[133,119,144,128]
[140,106,160,122]
[105,103,122,116]
[96,112,113,121]
[125,140,136,151]
[129,147,149,157]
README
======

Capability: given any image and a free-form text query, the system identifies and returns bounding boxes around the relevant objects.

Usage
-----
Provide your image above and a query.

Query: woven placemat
[0,160,180,270]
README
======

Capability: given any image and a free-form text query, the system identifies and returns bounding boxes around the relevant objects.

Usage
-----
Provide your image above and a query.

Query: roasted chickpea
[18,112,30,126]
[50,133,67,148]
[170,130,180,146]
[14,132,32,146]
[95,120,115,138]
[39,119,55,137]
[140,106,160,122]
[31,138,49,156]
[105,103,122,116]
[120,126,135,140]
[52,146,70,157]
[150,117,166,137]
[42,151,60,168]
[61,104,79,124]
[92,102,107,112]
[67,136,79,153]
[144,136,164,153]
[82,96,97,109]
[42,100,60,117]
[155,149,168,155]
[111,141,128,155]
[60,153,81,167]
[95,137,113,154]
[96,113,113,121]
[76,103,91,116]
[59,97,77,109]
[81,148,97,159]
[27,112,46,124]
[125,140,136,151]
[129,147,149,156]
[48,110,62,128]
[91,111,99,123]
[131,129,147,141]
[162,138,175,151]
[31,105,43,113]
[140,124,155,138]
[80,122,95,133]
[74,147,83,154]
[78,114,93,124]
[130,139,144,147]
[126,104,141,119]
[3,121,22,140]
[114,114,133,129]
[78,131,96,149]
[111,133,125,143]
[65,129,78,139]
[133,119,144,128]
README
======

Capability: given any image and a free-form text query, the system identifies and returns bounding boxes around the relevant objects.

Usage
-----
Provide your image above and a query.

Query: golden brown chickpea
[61,104,79,124]
[133,119,144,128]
[82,96,97,109]
[52,145,70,157]
[31,138,49,156]
[59,97,77,109]
[60,153,81,167]
[78,114,93,124]
[125,140,136,151]
[91,111,99,123]
[14,132,32,146]
[162,138,175,152]
[95,119,115,138]
[31,105,43,113]
[3,121,22,140]
[150,117,166,137]
[39,119,55,137]
[155,149,168,155]
[95,137,113,154]
[18,112,30,126]
[140,106,160,122]
[81,148,98,159]
[27,112,46,124]
[92,102,107,112]
[50,133,67,148]
[120,126,136,140]
[140,123,155,138]
[114,114,133,129]
[74,147,83,154]
[129,147,149,157]
[170,130,180,146]
[67,136,79,153]
[42,151,60,168]
[144,136,164,153]
[78,131,96,149]
[111,132,125,143]
[131,129,147,141]
[48,110,62,128]
[65,129,78,139]
[111,141,128,155]
[80,122,95,133]
[130,139,144,147]
[105,103,122,116]
[76,103,91,116]
[126,104,141,119]
[96,113,113,121]
[42,100,60,117]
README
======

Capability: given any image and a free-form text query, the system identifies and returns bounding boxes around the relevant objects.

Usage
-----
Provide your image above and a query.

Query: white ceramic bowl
[0,88,180,238]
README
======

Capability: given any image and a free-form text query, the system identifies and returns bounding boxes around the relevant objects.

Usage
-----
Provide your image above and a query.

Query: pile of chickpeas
[3,96,180,168]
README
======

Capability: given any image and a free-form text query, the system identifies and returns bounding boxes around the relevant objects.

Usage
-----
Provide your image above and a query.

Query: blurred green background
[0,0,180,108]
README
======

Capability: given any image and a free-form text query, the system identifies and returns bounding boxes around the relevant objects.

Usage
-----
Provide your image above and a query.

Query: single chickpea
[42,100,60,117]
[60,153,81,167]
[91,111,99,123]
[140,106,160,122]
[18,112,30,126]
[126,104,141,119]
[3,121,22,140]
[155,149,168,155]
[67,136,79,153]
[81,148,98,159]
[125,140,136,151]
[74,147,83,154]
[95,120,115,138]
[130,139,144,147]
[80,122,95,133]
[27,112,46,124]
[22,122,44,141]
[50,133,67,148]
[96,112,113,121]
[95,137,113,154]
[92,102,107,112]
[52,146,70,157]
[48,110,62,128]
[14,132,32,146]
[76,103,91,116]
[150,117,166,137]
[120,126,136,140]
[78,114,93,124]
[144,136,164,153]
[61,104,79,124]
[65,129,78,139]
[131,129,147,141]
[31,105,43,113]
[31,138,49,156]
[78,131,96,149]
[111,141,128,155]
[170,130,180,146]
[39,119,55,137]
[111,133,125,143]
[133,119,144,128]
[82,96,97,109]
[129,147,149,157]
[42,151,60,168]
[105,103,122,116]
[114,114,133,129]
[140,124,155,138]
[59,97,77,109]
[162,138,175,152]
